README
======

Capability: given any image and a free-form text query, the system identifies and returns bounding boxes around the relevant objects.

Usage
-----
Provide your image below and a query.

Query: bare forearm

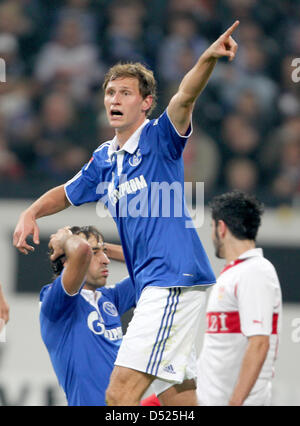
[229,337,269,406]
[57,234,92,295]
[177,51,217,104]
[177,21,239,106]
[105,243,125,262]
[64,236,91,264]
[167,21,239,134]
[26,185,70,219]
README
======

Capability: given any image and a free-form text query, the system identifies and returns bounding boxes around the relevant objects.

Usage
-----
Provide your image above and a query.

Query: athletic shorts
[115,285,209,396]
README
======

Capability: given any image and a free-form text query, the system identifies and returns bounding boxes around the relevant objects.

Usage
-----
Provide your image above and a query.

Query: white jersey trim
[166,107,193,139]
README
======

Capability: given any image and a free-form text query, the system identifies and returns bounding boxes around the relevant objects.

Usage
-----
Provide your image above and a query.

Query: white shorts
[115,285,208,395]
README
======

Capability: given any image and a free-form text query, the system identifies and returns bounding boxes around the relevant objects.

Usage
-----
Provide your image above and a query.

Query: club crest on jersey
[129,149,142,167]
[103,301,118,317]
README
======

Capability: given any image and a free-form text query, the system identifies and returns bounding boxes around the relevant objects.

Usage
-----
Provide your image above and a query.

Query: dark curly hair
[50,226,104,277]
[209,190,264,241]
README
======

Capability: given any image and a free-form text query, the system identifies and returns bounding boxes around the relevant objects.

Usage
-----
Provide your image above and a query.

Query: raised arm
[104,243,125,262]
[167,20,239,135]
[49,227,92,296]
[13,185,70,255]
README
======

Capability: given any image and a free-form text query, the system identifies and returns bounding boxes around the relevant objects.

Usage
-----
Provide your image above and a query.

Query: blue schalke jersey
[65,110,216,300]
[39,274,135,406]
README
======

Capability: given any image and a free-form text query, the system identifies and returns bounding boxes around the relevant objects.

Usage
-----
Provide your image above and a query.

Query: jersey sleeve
[237,266,276,337]
[154,109,192,160]
[106,276,136,316]
[40,272,83,321]
[64,154,103,206]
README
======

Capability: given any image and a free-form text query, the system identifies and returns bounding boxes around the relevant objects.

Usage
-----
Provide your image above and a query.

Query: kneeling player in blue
[39,225,135,406]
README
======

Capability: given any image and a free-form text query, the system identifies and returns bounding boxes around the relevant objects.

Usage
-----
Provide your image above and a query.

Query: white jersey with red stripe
[197,248,282,406]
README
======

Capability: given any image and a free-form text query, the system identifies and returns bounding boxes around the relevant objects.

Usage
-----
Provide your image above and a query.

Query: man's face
[81,234,110,289]
[104,77,152,132]
[212,220,224,259]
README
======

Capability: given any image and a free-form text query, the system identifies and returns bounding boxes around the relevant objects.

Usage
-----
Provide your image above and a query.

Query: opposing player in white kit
[197,191,282,406]
[14,22,239,406]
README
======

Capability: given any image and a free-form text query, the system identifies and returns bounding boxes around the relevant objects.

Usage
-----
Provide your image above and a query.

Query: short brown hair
[103,62,157,116]
[70,225,104,243]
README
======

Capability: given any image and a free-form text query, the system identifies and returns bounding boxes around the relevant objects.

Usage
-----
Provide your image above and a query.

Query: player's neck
[115,116,147,148]
[224,239,255,265]
[83,283,97,293]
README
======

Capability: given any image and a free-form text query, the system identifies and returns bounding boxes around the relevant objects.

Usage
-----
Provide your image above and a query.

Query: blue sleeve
[105,277,136,316]
[40,274,81,321]
[64,154,103,206]
[154,110,192,160]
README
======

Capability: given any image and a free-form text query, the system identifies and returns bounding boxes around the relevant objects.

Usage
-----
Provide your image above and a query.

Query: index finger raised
[223,20,240,38]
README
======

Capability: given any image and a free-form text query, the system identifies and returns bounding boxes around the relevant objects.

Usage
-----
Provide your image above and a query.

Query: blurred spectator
[0,135,24,179]
[54,0,99,43]
[34,141,89,181]
[158,12,208,84]
[0,34,24,79]
[268,120,300,205]
[277,55,300,119]
[211,43,278,115]
[220,114,260,161]
[286,23,300,56]
[221,0,258,21]
[34,17,103,103]
[38,92,76,142]
[103,0,147,65]
[224,157,258,194]
[183,125,220,196]
[0,0,298,208]
[0,0,32,37]
[232,90,268,132]
[168,0,214,21]
[0,78,35,144]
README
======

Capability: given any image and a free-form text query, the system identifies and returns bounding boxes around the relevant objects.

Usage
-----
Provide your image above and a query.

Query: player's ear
[218,220,227,238]
[141,95,153,114]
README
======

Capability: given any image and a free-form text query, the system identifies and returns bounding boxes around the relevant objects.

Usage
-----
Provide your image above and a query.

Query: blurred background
[0,0,299,406]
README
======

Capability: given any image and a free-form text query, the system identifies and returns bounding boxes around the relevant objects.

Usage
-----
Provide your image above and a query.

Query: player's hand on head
[55,226,72,239]
[13,211,40,255]
[207,20,239,62]
[48,227,72,261]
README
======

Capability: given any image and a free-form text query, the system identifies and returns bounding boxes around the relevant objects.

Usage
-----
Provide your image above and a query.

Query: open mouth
[110,110,123,117]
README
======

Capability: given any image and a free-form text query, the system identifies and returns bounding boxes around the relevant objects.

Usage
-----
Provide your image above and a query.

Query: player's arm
[13,185,70,255]
[104,243,125,262]
[229,335,270,406]
[49,227,92,295]
[167,20,239,135]
[0,282,9,324]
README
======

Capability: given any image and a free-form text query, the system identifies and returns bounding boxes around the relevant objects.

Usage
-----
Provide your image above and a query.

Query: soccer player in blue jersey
[14,21,239,405]
[40,225,135,406]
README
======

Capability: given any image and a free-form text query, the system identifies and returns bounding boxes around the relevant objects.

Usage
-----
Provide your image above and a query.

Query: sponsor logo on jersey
[103,301,118,317]
[206,311,279,334]
[109,174,147,205]
[87,311,123,340]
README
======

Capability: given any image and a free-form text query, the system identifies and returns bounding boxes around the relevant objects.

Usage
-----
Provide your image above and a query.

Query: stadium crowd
[0,0,299,207]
